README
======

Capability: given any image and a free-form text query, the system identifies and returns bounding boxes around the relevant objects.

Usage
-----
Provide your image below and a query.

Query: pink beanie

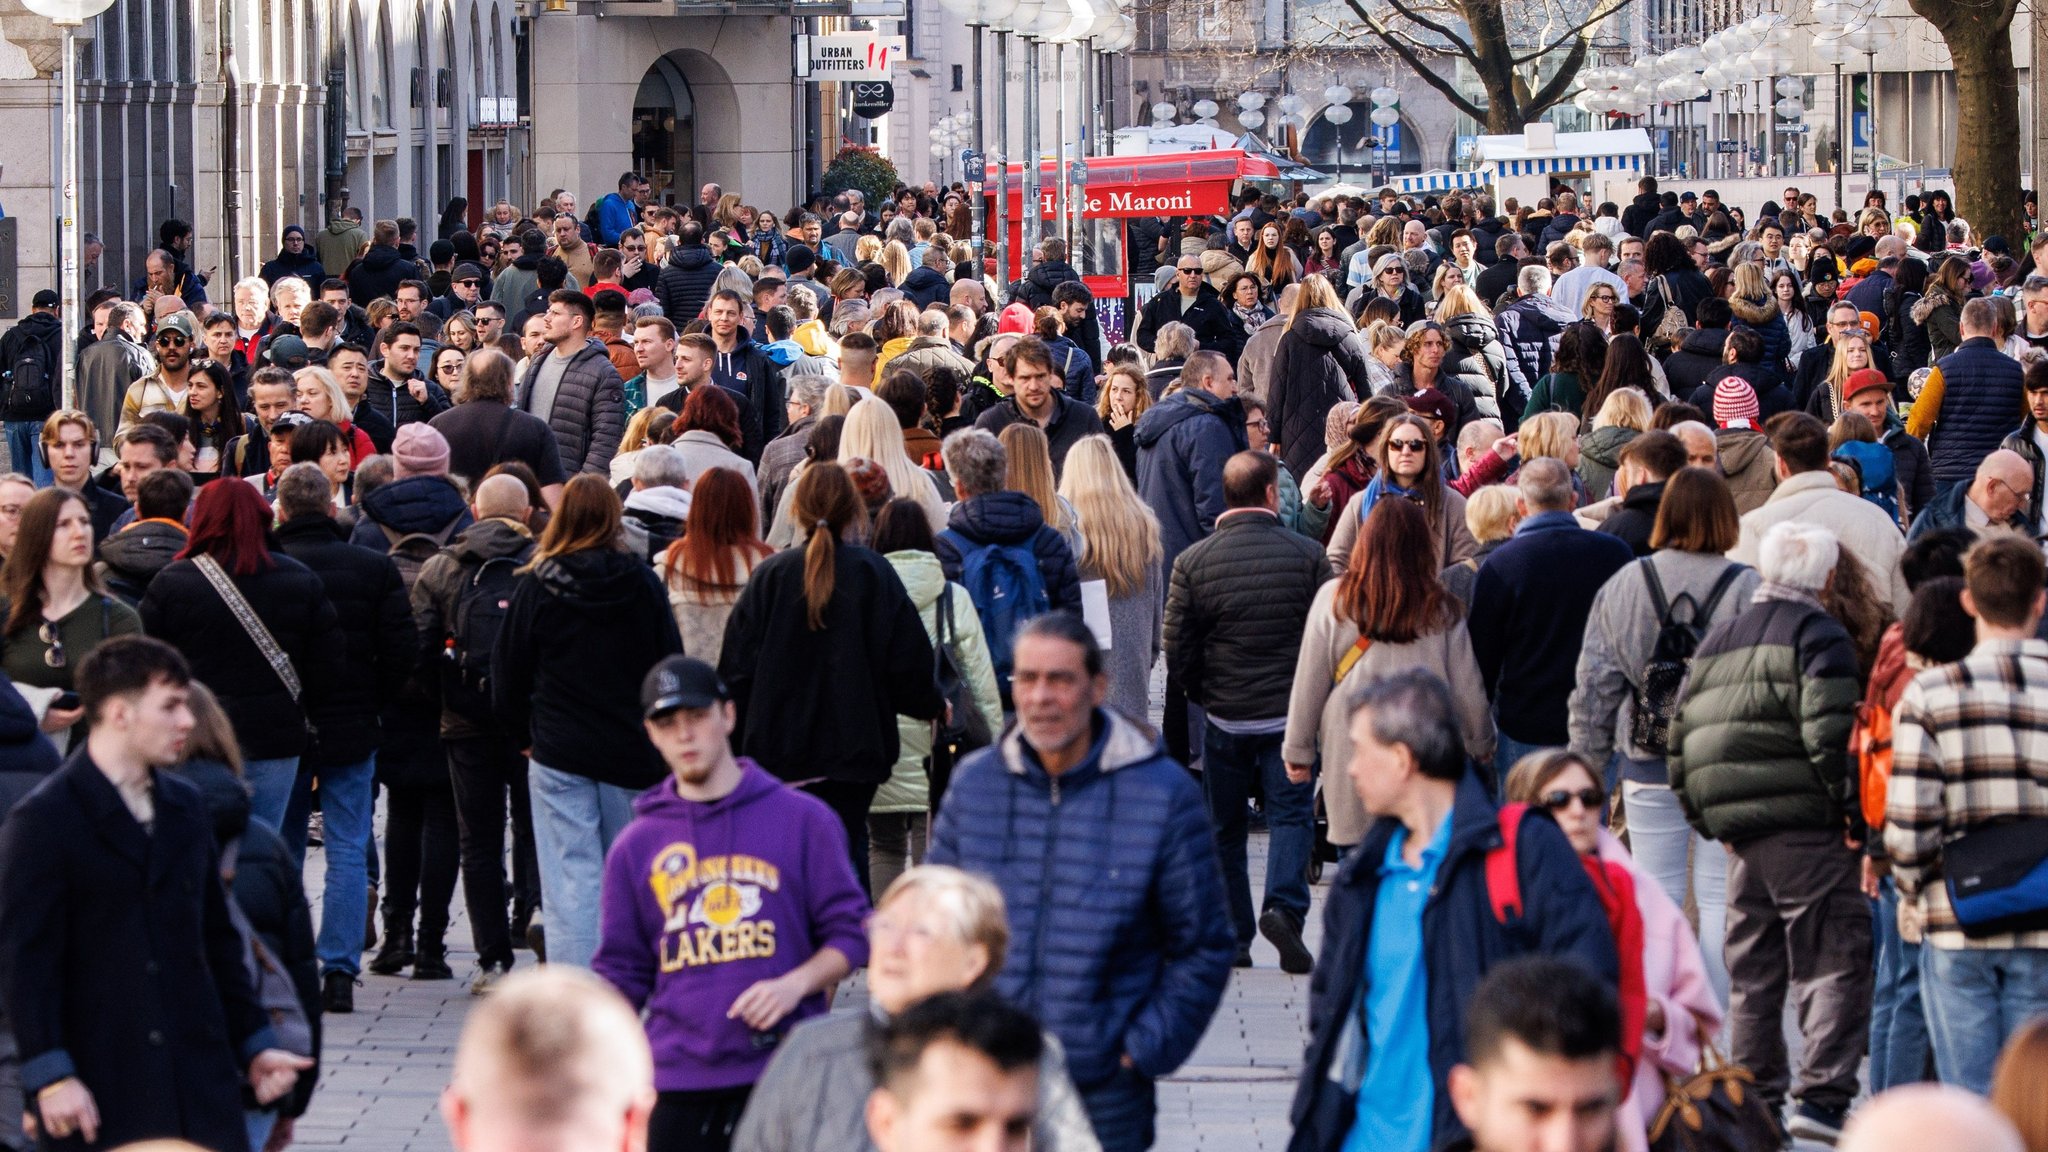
[1713,378,1761,429]
[997,302,1036,335]
[392,423,451,478]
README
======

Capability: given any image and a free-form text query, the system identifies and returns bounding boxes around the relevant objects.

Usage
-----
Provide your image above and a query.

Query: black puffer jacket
[365,372,453,432]
[274,515,415,768]
[516,339,626,477]
[1493,292,1576,425]
[140,551,345,760]
[1267,306,1371,480]
[491,547,681,789]
[1441,311,1507,421]
[1661,327,1731,399]
[655,243,721,323]
[96,520,188,606]
[348,244,412,307]
[0,674,59,815]
[175,757,320,1119]
[1164,511,1330,722]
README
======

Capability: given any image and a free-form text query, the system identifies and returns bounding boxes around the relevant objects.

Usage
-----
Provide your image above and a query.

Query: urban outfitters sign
[796,34,907,81]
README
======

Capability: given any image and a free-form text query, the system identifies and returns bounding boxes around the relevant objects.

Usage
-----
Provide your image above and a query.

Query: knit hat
[392,423,451,478]
[1850,257,1879,278]
[842,457,892,512]
[784,243,817,274]
[1858,311,1882,341]
[1844,367,1891,401]
[997,302,1036,335]
[1713,378,1760,429]
[1404,387,1456,430]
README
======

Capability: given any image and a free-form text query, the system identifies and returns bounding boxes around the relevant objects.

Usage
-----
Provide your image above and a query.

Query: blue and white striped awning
[1488,152,1646,176]
[1395,169,1490,193]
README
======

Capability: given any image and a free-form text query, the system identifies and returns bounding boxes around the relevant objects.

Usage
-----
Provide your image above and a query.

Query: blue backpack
[1832,441,1900,524]
[939,529,1050,690]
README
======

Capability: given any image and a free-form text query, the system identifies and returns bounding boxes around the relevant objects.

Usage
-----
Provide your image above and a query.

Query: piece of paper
[1079,579,1113,650]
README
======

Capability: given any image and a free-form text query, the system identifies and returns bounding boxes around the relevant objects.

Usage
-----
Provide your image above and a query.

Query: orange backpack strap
[1487,803,1528,923]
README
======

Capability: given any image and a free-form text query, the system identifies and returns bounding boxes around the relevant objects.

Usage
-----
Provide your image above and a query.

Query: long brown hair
[1374,413,1446,530]
[1333,498,1457,642]
[790,462,865,630]
[524,473,623,571]
[3,488,103,638]
[663,467,770,591]
[1327,395,1408,473]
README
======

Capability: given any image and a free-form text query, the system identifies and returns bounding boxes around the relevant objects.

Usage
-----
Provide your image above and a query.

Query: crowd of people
[0,168,2044,1152]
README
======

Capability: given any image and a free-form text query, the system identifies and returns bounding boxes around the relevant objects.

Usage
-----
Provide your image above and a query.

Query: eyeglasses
[1381,269,1406,278]
[438,361,461,373]
[1387,438,1429,452]
[155,333,188,347]
[1589,293,1616,302]
[1989,476,2028,504]
[38,621,63,669]
[1540,787,1605,813]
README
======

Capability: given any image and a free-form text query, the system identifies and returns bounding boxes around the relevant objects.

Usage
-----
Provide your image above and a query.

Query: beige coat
[1324,486,1479,576]
[1283,580,1495,846]
[1729,469,1911,615]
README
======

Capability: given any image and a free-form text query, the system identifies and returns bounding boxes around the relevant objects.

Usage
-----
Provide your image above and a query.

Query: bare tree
[1904,0,2023,244]
[1340,0,1633,132]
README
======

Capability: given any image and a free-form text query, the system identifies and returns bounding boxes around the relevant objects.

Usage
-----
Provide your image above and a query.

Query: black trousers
[649,1087,753,1152]
[447,734,539,969]
[383,773,461,952]
[800,778,880,899]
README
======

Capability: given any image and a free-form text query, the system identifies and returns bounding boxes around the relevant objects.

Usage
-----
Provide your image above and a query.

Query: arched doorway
[634,54,697,209]
[1301,103,1423,181]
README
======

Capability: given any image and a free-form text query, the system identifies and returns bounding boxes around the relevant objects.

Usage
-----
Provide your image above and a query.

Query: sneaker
[525,918,547,964]
[306,811,324,849]
[470,964,511,996]
[322,970,357,1014]
[1788,1101,1848,1147]
[1232,945,1254,969]
[1259,908,1315,975]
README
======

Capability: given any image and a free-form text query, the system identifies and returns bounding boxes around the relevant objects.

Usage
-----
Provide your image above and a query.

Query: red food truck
[983,148,1294,345]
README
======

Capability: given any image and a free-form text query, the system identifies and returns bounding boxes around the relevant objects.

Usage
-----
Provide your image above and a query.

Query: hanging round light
[1276,93,1306,116]
[1775,75,1804,98]
[1776,96,1805,119]
[1325,104,1353,125]
[1369,104,1400,128]
[1150,101,1176,121]
[1192,98,1219,119]
[1237,91,1267,111]
[1238,109,1266,129]
[1369,86,1398,108]
[1324,85,1354,107]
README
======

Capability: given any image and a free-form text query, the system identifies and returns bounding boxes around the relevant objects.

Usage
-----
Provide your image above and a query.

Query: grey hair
[1345,669,1465,782]
[941,427,1007,497]
[1758,520,1840,590]
[274,462,334,521]
[633,443,690,490]
[1517,265,1553,296]
[877,865,1011,990]
[1515,456,1574,512]
[631,302,666,321]
[787,374,834,414]
[1154,321,1198,361]
[916,308,948,337]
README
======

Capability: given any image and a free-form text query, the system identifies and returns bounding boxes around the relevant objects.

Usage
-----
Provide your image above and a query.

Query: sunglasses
[1178,267,1202,275]
[39,621,63,669]
[1387,438,1430,452]
[457,278,480,287]
[1540,787,1605,813]
[155,333,188,347]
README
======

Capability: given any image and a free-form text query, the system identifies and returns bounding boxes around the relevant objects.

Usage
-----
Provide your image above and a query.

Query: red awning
[984,149,1278,218]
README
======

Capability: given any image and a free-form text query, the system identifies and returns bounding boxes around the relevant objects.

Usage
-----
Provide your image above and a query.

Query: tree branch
[1522,32,1591,112]
[1375,0,1485,66]
[1345,0,1492,121]
[1509,0,1633,66]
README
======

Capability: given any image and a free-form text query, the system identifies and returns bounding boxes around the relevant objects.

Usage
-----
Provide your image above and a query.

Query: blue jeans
[245,1109,276,1152]
[309,757,376,975]
[3,422,48,487]
[1491,731,1553,796]
[1869,876,1930,1093]
[1622,780,1730,1011]
[244,756,299,834]
[1921,944,2048,1094]
[1200,723,1312,945]
[528,761,639,970]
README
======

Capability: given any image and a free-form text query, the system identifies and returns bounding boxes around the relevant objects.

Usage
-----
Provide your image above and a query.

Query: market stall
[1474,126,1654,210]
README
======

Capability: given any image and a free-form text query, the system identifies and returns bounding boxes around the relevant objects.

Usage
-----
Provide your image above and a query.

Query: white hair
[634,443,689,490]
[1759,520,1840,591]
[1519,265,1553,296]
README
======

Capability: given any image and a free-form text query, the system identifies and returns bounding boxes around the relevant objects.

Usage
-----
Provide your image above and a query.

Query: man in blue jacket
[1136,350,1248,572]
[930,613,1236,1152]
[591,173,646,246]
[1287,670,1619,1152]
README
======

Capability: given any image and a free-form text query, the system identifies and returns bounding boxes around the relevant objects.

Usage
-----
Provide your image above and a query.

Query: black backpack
[1,323,58,417]
[441,550,528,721]
[1629,559,1748,755]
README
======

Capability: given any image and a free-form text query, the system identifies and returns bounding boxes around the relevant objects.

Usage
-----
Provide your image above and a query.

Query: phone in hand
[51,691,80,711]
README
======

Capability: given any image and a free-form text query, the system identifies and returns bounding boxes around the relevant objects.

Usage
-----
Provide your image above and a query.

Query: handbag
[1647,1037,1783,1152]
[1651,275,1691,355]
[220,841,315,1059]
[933,582,994,753]
[193,554,318,739]
[1942,817,2048,938]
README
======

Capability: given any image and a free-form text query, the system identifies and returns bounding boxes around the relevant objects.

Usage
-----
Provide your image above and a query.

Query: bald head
[1840,1085,2024,1152]
[1222,450,1280,510]
[474,473,533,522]
[1972,448,2036,524]
[441,967,653,1152]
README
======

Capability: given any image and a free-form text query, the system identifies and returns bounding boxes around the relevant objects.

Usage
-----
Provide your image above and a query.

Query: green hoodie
[313,217,367,277]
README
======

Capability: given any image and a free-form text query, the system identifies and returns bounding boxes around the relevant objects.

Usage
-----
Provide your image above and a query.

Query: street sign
[1715,140,1741,154]
[850,81,894,118]
[795,33,905,81]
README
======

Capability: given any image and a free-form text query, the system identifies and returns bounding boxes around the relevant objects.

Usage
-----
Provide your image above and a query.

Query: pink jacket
[1596,829,1725,1152]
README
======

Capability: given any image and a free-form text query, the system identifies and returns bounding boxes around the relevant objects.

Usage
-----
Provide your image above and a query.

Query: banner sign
[796,34,906,81]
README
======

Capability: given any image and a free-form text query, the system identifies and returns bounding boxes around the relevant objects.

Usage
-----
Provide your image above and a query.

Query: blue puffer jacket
[1927,337,2027,487]
[1287,770,1620,1152]
[1135,386,1248,570]
[930,709,1236,1151]
[348,474,475,549]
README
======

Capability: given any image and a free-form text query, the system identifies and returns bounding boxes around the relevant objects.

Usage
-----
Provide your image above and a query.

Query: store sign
[796,34,906,81]
[851,81,894,119]
[1031,184,1231,218]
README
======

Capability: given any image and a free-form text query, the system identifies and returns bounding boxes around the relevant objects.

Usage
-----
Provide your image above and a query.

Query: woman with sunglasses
[1503,748,1724,1152]
[0,487,143,740]
[427,345,469,404]
[1323,411,1478,576]
[1580,281,1622,336]
[1567,466,1760,1009]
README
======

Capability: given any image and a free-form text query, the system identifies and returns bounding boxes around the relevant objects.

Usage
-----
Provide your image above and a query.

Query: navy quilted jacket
[1927,337,2026,487]
[929,709,1236,1092]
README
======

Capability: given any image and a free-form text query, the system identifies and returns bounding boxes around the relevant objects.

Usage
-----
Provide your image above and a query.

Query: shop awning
[1395,170,1491,193]
[1473,128,1653,177]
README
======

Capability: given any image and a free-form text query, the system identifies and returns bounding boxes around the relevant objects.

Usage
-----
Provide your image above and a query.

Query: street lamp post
[936,0,1019,261]
[22,0,117,407]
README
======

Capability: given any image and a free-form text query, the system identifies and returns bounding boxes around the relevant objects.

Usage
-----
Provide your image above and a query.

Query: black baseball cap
[31,290,59,309]
[641,656,729,719]
[269,411,314,438]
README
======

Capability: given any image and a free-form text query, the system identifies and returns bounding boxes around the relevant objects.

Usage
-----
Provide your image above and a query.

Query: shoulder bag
[1651,275,1691,355]
[193,554,318,739]
[1648,1033,1782,1152]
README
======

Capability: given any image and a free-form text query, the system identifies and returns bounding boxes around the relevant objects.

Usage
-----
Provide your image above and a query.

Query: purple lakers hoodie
[593,759,870,1090]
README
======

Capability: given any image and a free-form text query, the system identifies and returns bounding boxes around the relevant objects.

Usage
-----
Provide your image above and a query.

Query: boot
[367,926,414,976]
[322,970,357,1014]
[411,944,454,981]
[363,884,379,954]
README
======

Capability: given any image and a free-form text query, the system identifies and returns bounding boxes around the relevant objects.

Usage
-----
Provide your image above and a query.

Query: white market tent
[1473,125,1653,206]
[1395,170,1490,195]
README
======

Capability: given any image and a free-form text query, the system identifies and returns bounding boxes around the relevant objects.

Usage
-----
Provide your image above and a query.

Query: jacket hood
[513,250,544,271]
[1580,425,1637,466]
[1718,427,1771,470]
[173,757,251,847]
[792,320,837,357]
[762,339,804,366]
[359,244,404,273]
[628,757,783,822]
[1027,259,1079,289]
[15,311,62,340]
[325,218,360,237]
[1911,286,1954,325]
[885,549,947,610]
[1513,292,1578,324]
[624,485,694,522]
[535,547,656,607]
[362,474,470,535]
[947,489,1049,545]
[903,266,949,289]
[1728,294,1779,326]
[1443,311,1495,347]
[1288,306,1358,349]
[670,244,715,271]
[1679,327,1730,356]
[99,519,189,576]
[450,516,536,564]
[1134,387,1229,449]
[1833,439,1896,489]
[996,706,1161,781]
